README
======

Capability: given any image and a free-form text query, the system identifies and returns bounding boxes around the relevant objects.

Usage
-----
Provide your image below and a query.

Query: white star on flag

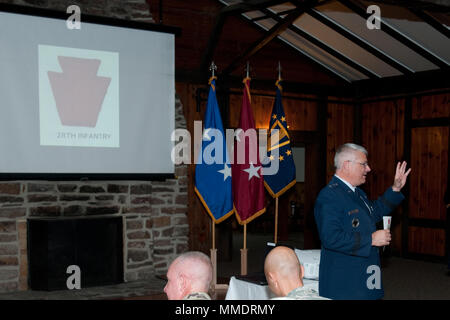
[218,164,232,181]
[243,162,261,180]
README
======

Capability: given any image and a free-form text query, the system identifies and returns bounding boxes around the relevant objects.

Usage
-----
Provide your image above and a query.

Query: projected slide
[0,7,175,176]
[39,45,119,148]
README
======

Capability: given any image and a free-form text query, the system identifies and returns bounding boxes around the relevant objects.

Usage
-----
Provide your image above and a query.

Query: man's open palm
[392,161,411,192]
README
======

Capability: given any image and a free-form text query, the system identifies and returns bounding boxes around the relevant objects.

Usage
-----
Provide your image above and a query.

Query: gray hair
[334,143,368,169]
[172,251,213,291]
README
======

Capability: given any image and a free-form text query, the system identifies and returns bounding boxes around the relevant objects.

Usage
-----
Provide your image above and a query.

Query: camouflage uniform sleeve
[183,292,212,300]
[285,286,330,300]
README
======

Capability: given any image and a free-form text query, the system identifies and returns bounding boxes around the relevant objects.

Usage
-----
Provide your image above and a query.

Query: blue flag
[194,77,234,223]
[263,81,296,198]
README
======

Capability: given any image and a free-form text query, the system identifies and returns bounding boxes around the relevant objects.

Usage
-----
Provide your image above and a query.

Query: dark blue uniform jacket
[314,175,404,300]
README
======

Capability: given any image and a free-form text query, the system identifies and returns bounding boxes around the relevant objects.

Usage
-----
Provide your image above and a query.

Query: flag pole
[208,61,219,291]
[241,223,248,275]
[274,62,282,244]
[241,64,250,276]
[277,61,282,81]
[212,219,216,249]
[212,219,228,291]
[210,219,217,289]
[274,197,279,244]
[244,223,247,250]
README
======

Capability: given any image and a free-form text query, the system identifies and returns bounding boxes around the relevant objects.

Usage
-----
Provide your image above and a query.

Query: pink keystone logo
[48,56,111,127]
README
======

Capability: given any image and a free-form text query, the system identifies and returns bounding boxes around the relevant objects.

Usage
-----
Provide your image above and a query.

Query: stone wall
[0,0,188,293]
[1,0,154,23]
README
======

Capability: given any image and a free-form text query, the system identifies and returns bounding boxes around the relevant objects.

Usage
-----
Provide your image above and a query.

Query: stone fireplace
[27,215,124,290]
[0,170,189,293]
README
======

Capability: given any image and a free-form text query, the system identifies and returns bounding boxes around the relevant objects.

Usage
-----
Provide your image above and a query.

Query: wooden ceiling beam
[199,13,227,75]
[259,7,379,79]
[200,0,289,77]
[306,8,414,75]
[364,0,450,12]
[222,0,292,15]
[251,8,298,22]
[408,8,450,38]
[353,68,450,97]
[222,0,319,76]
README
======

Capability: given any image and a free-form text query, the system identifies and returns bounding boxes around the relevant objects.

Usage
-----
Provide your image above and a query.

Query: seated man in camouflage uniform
[164,251,213,300]
[264,246,328,300]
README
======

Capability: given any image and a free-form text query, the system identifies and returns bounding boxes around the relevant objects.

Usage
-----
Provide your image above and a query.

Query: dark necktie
[356,188,372,214]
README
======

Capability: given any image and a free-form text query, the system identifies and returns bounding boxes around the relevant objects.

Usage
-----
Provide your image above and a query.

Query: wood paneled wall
[361,99,405,254]
[412,93,450,119]
[360,92,449,258]
[408,226,446,257]
[407,93,449,258]
[326,102,355,182]
[409,126,448,221]
[362,100,406,197]
[228,90,319,130]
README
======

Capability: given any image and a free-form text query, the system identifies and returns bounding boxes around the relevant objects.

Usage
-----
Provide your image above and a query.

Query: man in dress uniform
[164,251,213,300]
[314,143,411,299]
[264,246,328,300]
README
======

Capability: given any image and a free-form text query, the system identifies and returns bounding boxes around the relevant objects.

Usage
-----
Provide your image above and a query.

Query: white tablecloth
[225,276,319,300]
[295,249,321,280]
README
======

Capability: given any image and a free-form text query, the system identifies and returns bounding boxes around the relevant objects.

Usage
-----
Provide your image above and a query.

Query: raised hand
[392,161,411,192]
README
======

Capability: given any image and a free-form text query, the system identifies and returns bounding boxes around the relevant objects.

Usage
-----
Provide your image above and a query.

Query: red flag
[232,77,266,225]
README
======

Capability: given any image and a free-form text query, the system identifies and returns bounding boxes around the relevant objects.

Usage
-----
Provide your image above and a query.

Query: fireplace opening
[27,216,124,291]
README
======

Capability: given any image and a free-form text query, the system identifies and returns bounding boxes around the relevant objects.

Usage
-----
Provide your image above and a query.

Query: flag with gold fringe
[263,80,296,198]
[232,77,266,225]
[194,77,234,223]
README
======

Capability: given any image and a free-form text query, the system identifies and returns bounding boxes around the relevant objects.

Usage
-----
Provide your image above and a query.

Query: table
[225,276,319,300]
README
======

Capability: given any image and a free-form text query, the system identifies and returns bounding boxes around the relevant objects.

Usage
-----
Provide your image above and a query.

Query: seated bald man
[264,246,328,300]
[164,251,213,300]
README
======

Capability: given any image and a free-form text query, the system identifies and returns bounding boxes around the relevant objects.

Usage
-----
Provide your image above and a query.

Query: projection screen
[0,5,177,180]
